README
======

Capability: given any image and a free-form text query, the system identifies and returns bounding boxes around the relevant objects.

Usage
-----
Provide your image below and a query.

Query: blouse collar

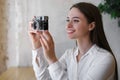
[74,44,99,57]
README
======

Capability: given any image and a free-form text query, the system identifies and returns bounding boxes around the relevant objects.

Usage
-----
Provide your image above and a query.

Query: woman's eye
[73,20,79,22]
[66,19,80,23]
[66,19,70,22]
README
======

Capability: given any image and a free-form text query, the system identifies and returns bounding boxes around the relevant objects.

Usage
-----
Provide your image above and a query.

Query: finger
[28,29,38,39]
[40,37,47,49]
[42,30,53,41]
[32,16,36,21]
[36,31,42,38]
[28,30,35,38]
[33,16,36,18]
[29,30,36,34]
[29,16,36,30]
[29,21,34,30]
[40,34,49,49]
[40,34,49,45]
[36,31,42,35]
[42,31,54,47]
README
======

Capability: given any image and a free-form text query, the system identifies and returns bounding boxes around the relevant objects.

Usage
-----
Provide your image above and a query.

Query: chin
[67,35,76,39]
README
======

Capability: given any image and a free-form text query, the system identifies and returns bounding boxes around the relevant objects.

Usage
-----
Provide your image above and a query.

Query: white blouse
[32,44,115,80]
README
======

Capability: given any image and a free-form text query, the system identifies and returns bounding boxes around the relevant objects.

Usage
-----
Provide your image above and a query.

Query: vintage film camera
[32,16,48,30]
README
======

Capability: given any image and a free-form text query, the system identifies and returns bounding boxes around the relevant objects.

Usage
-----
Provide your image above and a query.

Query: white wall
[6,0,120,78]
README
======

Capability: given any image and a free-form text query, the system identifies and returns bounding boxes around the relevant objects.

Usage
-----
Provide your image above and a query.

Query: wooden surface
[0,67,36,80]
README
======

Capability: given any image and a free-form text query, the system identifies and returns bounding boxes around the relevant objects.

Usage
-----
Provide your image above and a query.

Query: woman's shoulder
[93,45,115,65]
[95,45,113,58]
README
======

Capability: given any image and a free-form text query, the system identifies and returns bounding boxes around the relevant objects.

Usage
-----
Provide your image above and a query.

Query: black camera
[32,16,48,30]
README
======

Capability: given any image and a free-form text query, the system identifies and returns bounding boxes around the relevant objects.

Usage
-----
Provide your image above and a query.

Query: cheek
[74,22,89,37]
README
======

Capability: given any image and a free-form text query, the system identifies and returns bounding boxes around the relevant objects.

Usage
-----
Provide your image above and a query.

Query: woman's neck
[76,37,93,55]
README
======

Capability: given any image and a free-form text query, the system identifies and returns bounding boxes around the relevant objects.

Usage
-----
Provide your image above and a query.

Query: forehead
[68,7,84,19]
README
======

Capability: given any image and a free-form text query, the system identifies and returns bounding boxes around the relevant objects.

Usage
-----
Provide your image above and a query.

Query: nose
[66,21,73,29]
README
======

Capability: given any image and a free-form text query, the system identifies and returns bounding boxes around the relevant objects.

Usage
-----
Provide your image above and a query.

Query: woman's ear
[88,22,95,31]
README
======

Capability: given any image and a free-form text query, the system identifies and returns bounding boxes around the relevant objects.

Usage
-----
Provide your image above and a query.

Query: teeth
[67,30,74,33]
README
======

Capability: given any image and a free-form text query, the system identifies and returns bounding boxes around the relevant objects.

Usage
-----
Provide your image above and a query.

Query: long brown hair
[70,2,118,80]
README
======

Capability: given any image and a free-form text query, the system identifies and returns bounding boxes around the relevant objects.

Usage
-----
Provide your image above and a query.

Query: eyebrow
[67,17,80,19]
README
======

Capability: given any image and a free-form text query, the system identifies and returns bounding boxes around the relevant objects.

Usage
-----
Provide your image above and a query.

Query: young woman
[28,2,118,80]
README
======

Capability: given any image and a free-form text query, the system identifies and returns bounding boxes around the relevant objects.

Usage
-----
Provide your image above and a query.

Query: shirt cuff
[32,47,43,58]
[48,61,61,72]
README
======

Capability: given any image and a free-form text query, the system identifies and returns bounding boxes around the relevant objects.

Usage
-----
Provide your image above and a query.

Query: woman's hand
[28,18,42,50]
[39,30,57,65]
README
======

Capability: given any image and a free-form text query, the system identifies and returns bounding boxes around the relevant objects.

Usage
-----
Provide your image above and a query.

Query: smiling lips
[67,29,75,34]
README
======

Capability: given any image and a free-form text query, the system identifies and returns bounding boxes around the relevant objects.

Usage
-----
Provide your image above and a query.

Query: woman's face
[66,7,90,39]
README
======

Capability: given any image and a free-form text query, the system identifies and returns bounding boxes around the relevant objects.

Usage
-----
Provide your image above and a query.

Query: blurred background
[0,0,120,79]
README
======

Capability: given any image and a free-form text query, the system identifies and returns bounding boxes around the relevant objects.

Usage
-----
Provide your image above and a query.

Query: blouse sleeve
[32,47,52,80]
[32,48,70,80]
[47,49,70,80]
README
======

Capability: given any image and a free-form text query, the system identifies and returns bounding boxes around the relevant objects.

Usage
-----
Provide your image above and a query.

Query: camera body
[32,16,48,30]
